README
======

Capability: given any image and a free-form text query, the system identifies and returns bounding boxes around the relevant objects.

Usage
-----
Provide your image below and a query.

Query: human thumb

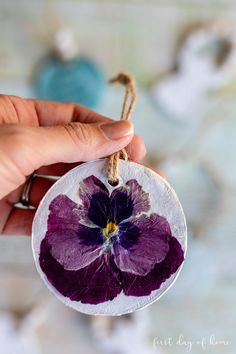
[1,120,134,176]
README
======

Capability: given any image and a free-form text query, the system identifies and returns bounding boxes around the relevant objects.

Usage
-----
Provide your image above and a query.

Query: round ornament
[33,28,106,109]
[32,158,187,316]
[34,56,105,109]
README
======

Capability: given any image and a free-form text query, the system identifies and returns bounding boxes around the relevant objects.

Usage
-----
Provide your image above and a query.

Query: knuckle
[63,122,91,145]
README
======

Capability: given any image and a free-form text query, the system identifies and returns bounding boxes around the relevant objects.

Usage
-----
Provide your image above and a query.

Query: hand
[0,95,146,235]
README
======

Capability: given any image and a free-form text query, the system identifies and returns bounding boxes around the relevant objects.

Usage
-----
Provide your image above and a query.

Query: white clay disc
[32,159,187,316]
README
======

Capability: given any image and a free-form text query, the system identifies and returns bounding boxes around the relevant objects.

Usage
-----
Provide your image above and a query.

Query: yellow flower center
[102,221,118,240]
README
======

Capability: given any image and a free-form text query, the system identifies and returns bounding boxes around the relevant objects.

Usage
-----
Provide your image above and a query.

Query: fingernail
[101,121,134,140]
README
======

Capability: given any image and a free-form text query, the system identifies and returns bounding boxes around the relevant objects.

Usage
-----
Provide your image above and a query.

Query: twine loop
[107,72,137,186]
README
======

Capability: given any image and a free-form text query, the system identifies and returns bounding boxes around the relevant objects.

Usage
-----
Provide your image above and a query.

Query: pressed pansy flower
[39,175,184,305]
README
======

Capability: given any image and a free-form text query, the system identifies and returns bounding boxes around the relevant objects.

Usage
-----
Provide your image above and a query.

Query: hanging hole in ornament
[108,178,119,187]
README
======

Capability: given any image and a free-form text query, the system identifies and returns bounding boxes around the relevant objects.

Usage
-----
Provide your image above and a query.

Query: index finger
[28,98,112,126]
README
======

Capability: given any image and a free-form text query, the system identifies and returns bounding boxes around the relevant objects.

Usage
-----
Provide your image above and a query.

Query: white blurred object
[151,26,236,121]
[0,307,45,354]
[53,27,78,61]
[102,25,236,161]
[91,311,158,354]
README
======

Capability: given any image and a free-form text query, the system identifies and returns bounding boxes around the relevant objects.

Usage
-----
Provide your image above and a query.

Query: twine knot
[109,72,134,86]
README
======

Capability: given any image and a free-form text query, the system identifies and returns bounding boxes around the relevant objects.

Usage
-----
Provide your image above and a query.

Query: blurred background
[0,0,236,353]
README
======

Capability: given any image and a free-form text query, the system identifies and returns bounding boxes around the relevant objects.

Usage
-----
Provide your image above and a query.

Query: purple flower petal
[112,214,171,276]
[78,176,151,226]
[46,226,104,271]
[87,192,111,228]
[47,194,80,233]
[78,176,110,227]
[46,194,104,270]
[39,235,184,304]
[110,189,134,224]
[79,175,109,208]
[110,179,150,223]
[121,236,184,297]
[39,239,122,305]
[125,179,151,216]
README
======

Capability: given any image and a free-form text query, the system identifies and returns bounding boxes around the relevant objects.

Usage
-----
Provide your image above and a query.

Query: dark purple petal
[79,175,109,208]
[110,179,150,224]
[78,176,151,226]
[109,179,150,223]
[46,225,104,271]
[39,239,122,304]
[112,214,170,276]
[87,192,111,228]
[121,236,184,297]
[110,189,134,224]
[78,176,110,227]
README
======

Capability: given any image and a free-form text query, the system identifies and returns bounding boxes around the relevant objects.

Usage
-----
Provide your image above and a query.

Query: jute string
[107,72,137,186]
